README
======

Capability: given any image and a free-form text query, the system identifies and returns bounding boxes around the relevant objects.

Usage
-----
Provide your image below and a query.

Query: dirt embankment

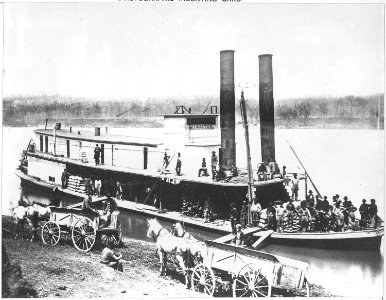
[2,216,337,298]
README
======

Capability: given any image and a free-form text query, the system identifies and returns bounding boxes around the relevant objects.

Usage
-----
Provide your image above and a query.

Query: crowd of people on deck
[227,192,380,234]
[181,196,217,223]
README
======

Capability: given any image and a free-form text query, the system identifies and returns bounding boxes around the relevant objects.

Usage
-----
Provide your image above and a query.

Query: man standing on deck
[291,174,300,201]
[175,152,182,176]
[240,201,248,229]
[61,169,70,189]
[359,199,368,228]
[276,202,287,233]
[306,190,315,208]
[250,198,262,227]
[230,203,238,234]
[95,178,102,197]
[368,199,378,228]
[94,144,101,166]
[266,202,276,230]
[211,151,218,180]
[286,199,296,227]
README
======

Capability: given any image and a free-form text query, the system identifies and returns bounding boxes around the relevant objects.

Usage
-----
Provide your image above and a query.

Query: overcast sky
[3,3,384,100]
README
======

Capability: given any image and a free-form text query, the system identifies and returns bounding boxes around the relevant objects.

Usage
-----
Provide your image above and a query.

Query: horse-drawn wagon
[41,207,122,252]
[191,240,310,297]
[147,219,310,297]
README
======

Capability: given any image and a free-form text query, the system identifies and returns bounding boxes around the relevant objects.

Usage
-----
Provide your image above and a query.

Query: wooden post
[304,172,308,201]
[53,129,57,156]
[240,91,254,226]
[112,144,114,166]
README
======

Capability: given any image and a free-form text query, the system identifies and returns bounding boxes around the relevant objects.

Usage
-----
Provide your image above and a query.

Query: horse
[171,222,205,263]
[11,203,51,241]
[147,218,192,288]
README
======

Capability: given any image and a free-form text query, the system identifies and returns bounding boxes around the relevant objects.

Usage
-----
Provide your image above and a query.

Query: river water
[1,126,384,297]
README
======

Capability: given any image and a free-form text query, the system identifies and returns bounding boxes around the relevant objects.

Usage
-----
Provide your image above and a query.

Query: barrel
[95,127,101,136]
[54,123,61,130]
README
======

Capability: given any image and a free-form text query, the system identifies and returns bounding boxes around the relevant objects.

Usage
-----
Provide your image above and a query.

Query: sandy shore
[2,216,338,297]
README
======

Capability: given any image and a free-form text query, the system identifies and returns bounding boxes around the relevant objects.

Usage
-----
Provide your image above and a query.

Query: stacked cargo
[67,175,86,194]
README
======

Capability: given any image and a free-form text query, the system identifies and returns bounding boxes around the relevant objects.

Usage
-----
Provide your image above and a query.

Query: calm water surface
[1,126,384,297]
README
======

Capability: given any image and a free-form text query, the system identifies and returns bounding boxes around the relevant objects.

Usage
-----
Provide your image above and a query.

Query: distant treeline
[3,94,384,129]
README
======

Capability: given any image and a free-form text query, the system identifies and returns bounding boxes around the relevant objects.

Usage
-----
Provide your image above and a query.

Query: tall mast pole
[240,91,254,225]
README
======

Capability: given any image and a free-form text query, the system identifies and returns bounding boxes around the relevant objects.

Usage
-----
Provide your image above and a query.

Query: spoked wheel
[41,221,61,246]
[232,263,271,297]
[72,217,96,252]
[99,222,122,247]
[191,263,216,296]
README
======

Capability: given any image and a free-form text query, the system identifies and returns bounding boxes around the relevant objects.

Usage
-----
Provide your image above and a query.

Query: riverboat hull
[253,229,384,250]
[16,170,384,250]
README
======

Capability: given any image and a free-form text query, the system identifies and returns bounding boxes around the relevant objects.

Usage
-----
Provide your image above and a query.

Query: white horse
[171,222,205,263]
[147,218,192,288]
[11,203,51,241]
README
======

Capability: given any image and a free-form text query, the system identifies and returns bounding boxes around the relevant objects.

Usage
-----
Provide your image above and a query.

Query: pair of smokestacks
[219,50,275,170]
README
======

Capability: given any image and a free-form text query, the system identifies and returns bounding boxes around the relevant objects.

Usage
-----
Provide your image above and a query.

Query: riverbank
[2,216,338,297]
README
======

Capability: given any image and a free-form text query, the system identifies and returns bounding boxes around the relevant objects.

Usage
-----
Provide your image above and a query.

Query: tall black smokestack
[219,50,236,170]
[259,54,275,163]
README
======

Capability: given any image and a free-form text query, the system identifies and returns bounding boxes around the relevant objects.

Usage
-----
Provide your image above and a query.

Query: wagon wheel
[233,263,271,297]
[72,217,96,252]
[191,264,216,296]
[99,222,122,247]
[41,221,61,246]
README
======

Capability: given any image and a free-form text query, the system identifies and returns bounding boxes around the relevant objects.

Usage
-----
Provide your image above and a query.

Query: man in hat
[306,190,315,208]
[359,199,368,228]
[342,196,350,208]
[211,151,218,180]
[286,199,296,227]
[94,144,101,166]
[321,196,330,213]
[368,199,378,228]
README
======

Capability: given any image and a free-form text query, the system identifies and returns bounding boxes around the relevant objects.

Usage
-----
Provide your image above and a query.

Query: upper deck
[35,129,163,148]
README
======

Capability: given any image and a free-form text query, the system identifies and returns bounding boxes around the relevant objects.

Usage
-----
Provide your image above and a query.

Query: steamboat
[16,51,384,250]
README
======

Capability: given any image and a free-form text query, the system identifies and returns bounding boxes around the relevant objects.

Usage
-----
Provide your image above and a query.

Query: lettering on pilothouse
[189,124,215,130]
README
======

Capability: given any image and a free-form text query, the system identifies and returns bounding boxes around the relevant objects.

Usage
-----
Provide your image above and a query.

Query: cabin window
[144,147,148,170]
[66,140,70,157]
[40,135,43,152]
[186,117,216,125]
[45,136,48,153]
[48,176,55,182]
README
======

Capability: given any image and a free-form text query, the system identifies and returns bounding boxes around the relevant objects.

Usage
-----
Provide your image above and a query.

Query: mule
[147,218,192,288]
[11,203,51,241]
[171,222,205,263]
